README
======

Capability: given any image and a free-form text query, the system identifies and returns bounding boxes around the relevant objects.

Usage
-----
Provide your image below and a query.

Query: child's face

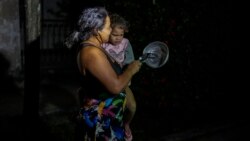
[109,26,124,45]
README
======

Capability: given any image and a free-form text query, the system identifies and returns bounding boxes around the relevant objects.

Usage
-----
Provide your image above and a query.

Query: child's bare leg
[125,87,136,123]
[124,86,136,140]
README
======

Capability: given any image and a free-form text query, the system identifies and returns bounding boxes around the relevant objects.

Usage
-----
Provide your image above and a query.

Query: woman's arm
[80,46,141,94]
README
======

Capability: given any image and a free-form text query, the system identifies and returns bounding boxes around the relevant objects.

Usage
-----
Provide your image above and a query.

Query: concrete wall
[0,0,22,75]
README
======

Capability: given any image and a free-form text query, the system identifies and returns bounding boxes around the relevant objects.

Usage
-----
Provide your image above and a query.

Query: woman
[66,7,141,141]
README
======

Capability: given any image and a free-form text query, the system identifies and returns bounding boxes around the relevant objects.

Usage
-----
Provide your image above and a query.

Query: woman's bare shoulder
[81,46,105,56]
[80,46,107,63]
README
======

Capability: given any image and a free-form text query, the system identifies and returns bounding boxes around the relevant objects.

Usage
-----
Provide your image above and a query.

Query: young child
[102,13,136,141]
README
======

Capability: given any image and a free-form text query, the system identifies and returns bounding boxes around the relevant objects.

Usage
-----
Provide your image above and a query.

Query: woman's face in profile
[99,16,112,43]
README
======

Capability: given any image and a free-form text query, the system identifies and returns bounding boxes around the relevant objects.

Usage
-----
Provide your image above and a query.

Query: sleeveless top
[77,43,127,141]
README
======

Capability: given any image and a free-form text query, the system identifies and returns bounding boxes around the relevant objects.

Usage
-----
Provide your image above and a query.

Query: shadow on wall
[0,51,23,116]
[0,51,24,140]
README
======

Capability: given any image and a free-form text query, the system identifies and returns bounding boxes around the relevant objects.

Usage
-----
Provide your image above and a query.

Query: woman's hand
[126,60,142,75]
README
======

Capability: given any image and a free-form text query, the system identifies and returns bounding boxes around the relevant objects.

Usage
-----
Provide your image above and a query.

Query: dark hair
[110,13,129,33]
[65,7,108,48]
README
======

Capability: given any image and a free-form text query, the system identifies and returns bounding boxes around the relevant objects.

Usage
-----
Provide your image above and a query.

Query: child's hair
[110,13,129,33]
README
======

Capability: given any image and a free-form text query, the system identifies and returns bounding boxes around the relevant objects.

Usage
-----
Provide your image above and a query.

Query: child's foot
[124,124,133,141]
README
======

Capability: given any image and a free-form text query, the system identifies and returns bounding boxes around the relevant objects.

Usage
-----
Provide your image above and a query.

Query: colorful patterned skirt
[78,93,127,141]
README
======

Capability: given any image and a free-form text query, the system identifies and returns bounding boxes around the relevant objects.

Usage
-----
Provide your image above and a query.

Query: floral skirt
[78,93,127,141]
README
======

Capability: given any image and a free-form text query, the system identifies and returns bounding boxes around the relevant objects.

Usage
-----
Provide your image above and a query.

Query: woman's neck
[83,38,101,47]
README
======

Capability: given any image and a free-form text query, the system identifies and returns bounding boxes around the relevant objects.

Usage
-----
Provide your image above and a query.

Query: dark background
[2,0,247,141]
